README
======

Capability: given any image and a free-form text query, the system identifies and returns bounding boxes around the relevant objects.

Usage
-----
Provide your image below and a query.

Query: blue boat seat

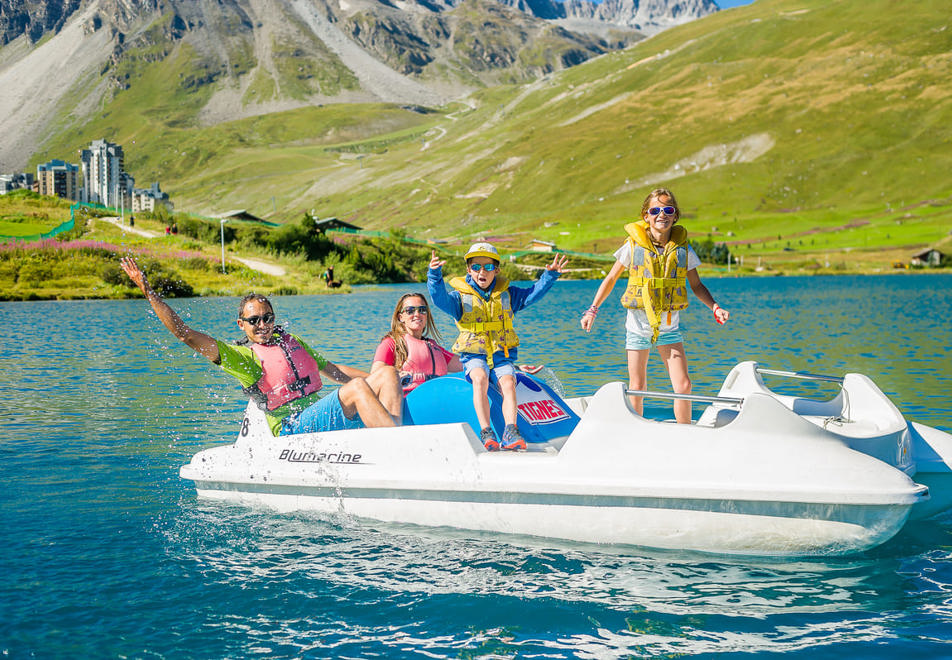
[404,372,580,444]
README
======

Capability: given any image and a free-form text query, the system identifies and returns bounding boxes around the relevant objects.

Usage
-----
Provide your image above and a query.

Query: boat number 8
[240,416,250,437]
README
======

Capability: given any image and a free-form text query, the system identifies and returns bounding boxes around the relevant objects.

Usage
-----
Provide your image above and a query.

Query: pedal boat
[179,363,952,556]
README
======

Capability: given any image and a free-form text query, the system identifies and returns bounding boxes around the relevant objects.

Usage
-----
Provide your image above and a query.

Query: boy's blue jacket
[427,267,560,363]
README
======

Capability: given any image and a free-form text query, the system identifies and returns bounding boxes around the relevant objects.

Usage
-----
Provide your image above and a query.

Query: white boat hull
[181,372,937,557]
[191,484,913,556]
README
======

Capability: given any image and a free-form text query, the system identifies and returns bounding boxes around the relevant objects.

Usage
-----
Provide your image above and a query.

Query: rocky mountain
[0,0,717,170]
[0,0,83,45]
[1,0,717,46]
[498,0,719,35]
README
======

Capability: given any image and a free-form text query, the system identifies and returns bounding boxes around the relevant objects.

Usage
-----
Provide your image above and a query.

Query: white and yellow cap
[464,242,500,262]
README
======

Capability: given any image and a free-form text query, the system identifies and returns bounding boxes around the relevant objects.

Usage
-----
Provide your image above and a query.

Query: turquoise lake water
[3,273,952,658]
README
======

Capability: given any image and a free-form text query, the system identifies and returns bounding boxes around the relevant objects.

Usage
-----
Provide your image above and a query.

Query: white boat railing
[625,367,845,407]
[755,367,845,384]
[625,390,745,406]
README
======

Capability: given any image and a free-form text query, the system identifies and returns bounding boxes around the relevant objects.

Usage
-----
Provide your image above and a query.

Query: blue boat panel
[405,373,580,442]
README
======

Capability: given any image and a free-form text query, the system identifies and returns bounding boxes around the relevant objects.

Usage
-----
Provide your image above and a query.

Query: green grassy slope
[316,0,952,243]
[27,0,952,272]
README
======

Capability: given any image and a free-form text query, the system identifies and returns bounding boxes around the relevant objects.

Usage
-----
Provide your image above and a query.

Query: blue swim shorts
[461,355,517,381]
[625,330,684,351]
[279,389,365,435]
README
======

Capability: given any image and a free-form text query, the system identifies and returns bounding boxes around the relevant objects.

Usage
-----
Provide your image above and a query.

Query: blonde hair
[641,188,681,223]
[381,292,443,369]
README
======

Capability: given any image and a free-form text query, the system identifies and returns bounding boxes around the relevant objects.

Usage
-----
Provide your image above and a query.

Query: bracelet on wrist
[584,305,599,317]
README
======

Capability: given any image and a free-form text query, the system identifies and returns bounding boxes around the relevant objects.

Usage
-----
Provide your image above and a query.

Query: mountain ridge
[0,0,717,170]
[148,0,951,258]
[5,0,950,267]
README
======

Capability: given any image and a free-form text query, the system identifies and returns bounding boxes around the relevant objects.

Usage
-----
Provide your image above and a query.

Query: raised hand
[429,249,446,271]
[546,254,569,273]
[119,257,150,294]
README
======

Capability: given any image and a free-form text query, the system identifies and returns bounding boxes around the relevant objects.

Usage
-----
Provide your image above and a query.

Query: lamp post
[220,218,227,273]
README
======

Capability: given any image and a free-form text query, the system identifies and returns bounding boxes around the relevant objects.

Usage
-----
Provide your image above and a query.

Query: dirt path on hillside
[233,257,286,276]
[99,217,287,276]
[100,217,161,238]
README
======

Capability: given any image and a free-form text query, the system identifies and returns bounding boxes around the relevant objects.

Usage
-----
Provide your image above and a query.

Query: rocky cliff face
[29,0,644,99]
[0,0,83,44]
[340,0,614,79]
[1,0,717,47]
[0,0,716,169]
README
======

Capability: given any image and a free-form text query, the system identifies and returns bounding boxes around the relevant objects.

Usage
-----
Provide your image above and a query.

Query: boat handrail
[755,367,844,384]
[625,390,745,406]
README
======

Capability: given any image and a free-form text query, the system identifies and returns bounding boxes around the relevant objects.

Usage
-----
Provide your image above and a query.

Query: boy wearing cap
[428,243,568,450]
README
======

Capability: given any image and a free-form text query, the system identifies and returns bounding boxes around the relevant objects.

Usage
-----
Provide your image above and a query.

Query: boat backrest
[718,361,844,417]
[839,373,907,434]
[405,372,580,444]
[234,399,276,446]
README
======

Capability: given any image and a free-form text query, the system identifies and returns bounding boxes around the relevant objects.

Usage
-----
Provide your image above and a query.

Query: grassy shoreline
[2,190,949,302]
[2,238,947,302]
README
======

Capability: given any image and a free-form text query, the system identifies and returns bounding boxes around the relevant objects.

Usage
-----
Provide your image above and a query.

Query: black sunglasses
[469,263,497,272]
[401,305,428,315]
[648,206,677,216]
[240,313,275,326]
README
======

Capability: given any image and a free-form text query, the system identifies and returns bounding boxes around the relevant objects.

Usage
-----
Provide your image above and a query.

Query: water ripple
[2,275,952,657]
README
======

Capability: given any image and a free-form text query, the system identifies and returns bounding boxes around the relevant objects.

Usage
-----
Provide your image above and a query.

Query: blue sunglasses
[469,263,497,272]
[648,206,677,216]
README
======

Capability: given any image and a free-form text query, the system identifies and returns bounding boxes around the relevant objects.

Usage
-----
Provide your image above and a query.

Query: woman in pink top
[372,292,462,393]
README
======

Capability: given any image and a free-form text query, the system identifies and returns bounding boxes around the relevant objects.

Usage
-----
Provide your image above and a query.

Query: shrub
[177,216,228,243]
[101,262,126,286]
[0,260,18,284]
[151,274,194,297]
[691,238,733,265]
[17,260,52,285]
[102,258,195,297]
[180,256,211,271]
[267,215,337,261]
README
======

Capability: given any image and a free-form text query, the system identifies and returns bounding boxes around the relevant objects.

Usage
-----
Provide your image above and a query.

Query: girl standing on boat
[371,292,462,392]
[580,188,730,423]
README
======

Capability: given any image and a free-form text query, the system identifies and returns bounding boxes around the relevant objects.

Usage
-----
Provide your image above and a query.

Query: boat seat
[696,405,740,428]
[565,396,591,417]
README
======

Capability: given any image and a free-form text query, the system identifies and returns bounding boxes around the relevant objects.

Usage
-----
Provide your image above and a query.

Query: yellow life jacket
[619,221,690,343]
[449,276,520,368]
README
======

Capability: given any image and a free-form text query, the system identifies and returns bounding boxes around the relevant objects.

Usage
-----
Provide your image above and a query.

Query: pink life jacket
[243,332,323,411]
[399,335,449,393]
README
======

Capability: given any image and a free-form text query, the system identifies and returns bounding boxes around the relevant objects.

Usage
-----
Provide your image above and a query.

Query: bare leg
[470,368,492,430]
[497,373,518,426]
[337,377,396,428]
[365,365,403,424]
[658,342,692,424]
[626,349,649,415]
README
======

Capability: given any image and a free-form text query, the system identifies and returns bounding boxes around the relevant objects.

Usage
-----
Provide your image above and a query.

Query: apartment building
[80,139,133,208]
[132,182,173,213]
[36,160,80,201]
[0,172,34,194]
